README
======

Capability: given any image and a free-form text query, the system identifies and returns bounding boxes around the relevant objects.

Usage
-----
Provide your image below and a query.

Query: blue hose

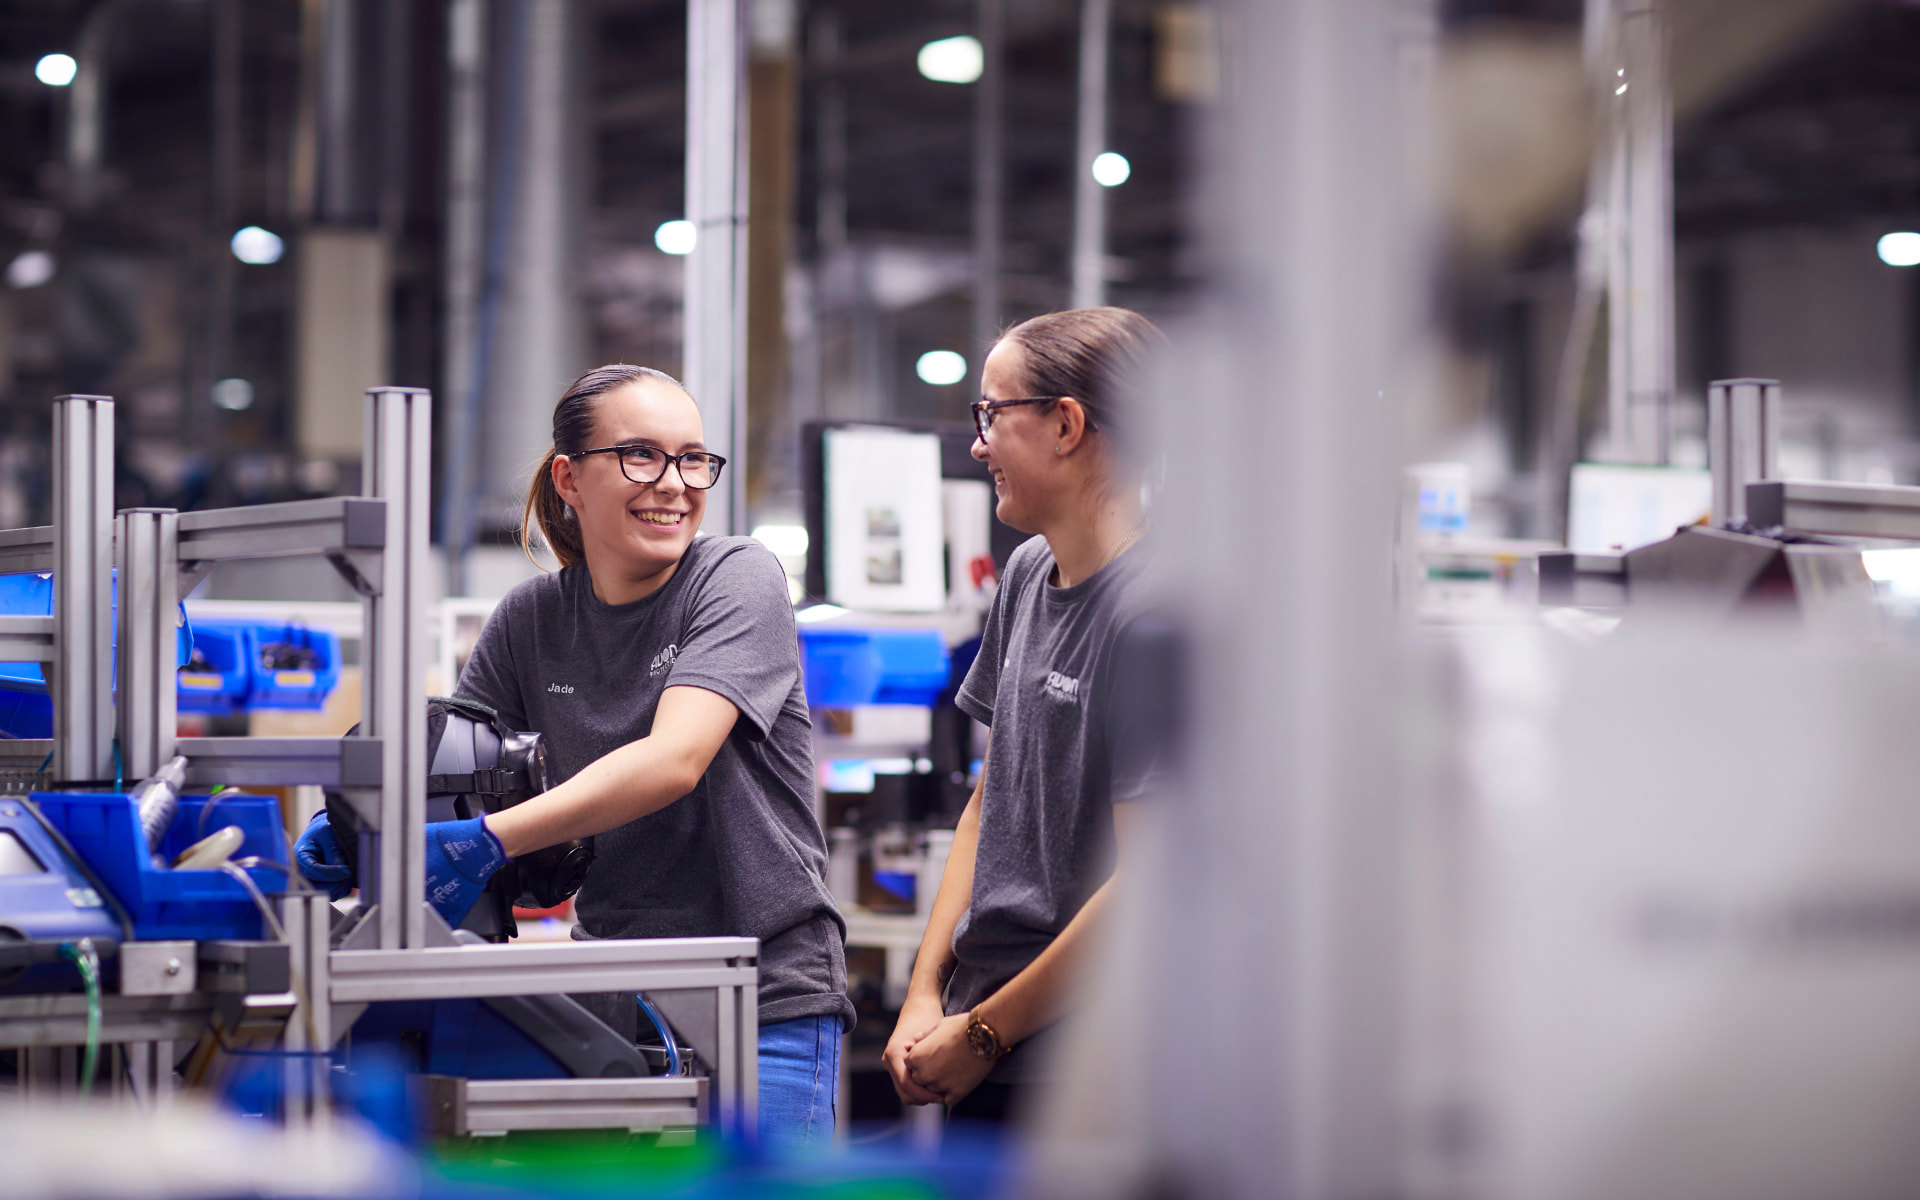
[636,995,682,1076]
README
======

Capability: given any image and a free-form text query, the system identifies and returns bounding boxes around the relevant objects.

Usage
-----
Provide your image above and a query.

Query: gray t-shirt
[457,535,854,1030]
[949,533,1152,1079]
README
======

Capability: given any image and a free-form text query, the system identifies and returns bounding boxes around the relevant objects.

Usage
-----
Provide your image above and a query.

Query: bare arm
[907,768,984,1005]
[882,742,987,1104]
[902,800,1137,1102]
[972,799,1134,1045]
[483,685,738,858]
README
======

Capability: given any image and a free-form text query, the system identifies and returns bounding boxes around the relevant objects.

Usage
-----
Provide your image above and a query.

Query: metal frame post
[1602,0,1674,464]
[52,395,114,785]
[1708,378,1781,528]
[1070,0,1113,310]
[116,508,179,779]
[361,387,432,949]
[685,0,749,535]
[971,0,1004,379]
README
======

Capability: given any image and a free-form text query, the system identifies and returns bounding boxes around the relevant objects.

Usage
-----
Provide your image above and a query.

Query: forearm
[904,782,983,1006]
[484,734,702,858]
[973,876,1113,1047]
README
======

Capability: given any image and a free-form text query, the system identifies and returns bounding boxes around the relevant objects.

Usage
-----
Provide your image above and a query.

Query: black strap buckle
[469,766,517,795]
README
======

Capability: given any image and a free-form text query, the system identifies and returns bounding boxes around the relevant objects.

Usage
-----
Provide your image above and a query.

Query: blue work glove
[424,816,508,928]
[294,812,355,900]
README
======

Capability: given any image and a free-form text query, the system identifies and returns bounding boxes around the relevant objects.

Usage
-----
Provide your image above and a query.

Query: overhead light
[1092,151,1131,187]
[5,250,55,289]
[916,350,967,385]
[918,35,983,84]
[35,54,76,87]
[211,378,254,412]
[654,219,696,255]
[1877,232,1920,268]
[230,225,284,265]
[751,523,809,558]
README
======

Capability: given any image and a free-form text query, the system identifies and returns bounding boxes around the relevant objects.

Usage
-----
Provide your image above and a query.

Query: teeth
[638,512,681,525]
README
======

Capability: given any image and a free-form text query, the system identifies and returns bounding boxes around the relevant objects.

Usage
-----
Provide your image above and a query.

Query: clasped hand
[883,1002,994,1107]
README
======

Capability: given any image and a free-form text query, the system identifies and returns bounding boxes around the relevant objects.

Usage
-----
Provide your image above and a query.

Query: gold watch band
[966,1008,1010,1059]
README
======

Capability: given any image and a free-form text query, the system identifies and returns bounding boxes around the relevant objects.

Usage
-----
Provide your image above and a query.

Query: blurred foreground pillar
[1032,0,1430,1196]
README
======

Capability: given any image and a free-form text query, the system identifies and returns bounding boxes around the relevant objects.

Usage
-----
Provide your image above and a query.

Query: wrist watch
[965,1009,1010,1060]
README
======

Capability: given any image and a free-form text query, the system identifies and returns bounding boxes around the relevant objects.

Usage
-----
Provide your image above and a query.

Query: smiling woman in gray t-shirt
[885,308,1166,1124]
[299,363,850,1148]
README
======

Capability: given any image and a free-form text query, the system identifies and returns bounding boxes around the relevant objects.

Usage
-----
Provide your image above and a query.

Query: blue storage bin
[177,622,252,714]
[0,572,195,735]
[244,623,340,711]
[31,790,289,941]
[799,627,950,708]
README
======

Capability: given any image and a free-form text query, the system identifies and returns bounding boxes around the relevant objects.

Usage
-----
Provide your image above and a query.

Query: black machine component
[325,697,594,940]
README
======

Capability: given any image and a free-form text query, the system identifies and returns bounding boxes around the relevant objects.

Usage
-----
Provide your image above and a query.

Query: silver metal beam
[176,497,385,564]
[971,0,1004,376]
[0,616,56,663]
[0,994,214,1048]
[1707,378,1780,528]
[328,937,758,1003]
[361,388,432,949]
[430,1075,706,1135]
[116,509,180,779]
[1602,0,1675,464]
[177,736,384,788]
[685,0,748,535]
[52,395,113,784]
[1746,480,1920,541]
[0,527,56,575]
[1070,0,1112,310]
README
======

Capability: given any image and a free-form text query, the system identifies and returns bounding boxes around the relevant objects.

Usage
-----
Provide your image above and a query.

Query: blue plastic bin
[799,627,951,708]
[32,790,289,941]
[0,572,194,735]
[244,624,340,710]
[177,622,252,715]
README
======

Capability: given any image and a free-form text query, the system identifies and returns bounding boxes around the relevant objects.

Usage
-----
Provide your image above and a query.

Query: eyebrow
[611,437,708,453]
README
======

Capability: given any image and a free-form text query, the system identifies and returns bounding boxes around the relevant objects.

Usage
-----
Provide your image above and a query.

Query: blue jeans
[756,1014,839,1147]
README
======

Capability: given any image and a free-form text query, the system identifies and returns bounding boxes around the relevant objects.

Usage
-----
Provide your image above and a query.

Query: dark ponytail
[521,363,689,570]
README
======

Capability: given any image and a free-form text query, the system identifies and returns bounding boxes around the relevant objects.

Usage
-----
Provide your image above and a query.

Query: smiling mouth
[635,511,684,526]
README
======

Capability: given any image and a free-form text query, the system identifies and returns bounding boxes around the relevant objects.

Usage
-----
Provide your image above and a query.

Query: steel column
[116,508,180,780]
[1070,0,1113,310]
[971,0,1005,374]
[1708,378,1781,528]
[685,0,749,535]
[361,387,431,949]
[52,395,114,785]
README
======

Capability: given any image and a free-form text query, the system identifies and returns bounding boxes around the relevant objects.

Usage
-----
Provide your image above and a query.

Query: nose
[970,432,989,462]
[652,459,688,496]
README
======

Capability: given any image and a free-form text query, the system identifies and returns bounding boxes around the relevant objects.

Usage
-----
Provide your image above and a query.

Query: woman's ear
[1054,397,1091,454]
[552,453,583,509]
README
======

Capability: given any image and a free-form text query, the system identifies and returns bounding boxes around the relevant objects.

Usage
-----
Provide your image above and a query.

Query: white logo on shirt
[650,644,679,677]
[1044,670,1081,701]
[547,682,574,694]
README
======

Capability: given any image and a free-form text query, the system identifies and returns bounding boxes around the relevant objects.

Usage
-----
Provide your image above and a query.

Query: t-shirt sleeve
[454,590,529,729]
[664,542,801,738]
[955,540,1037,727]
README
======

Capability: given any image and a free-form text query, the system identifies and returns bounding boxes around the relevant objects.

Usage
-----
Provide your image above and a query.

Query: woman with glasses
[298,363,851,1146]
[881,307,1164,1125]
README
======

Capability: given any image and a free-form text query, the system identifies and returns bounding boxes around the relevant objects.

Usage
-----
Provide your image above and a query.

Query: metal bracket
[324,548,384,597]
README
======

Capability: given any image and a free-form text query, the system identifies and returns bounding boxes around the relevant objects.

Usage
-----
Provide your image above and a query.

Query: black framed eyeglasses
[970,396,1066,440]
[569,443,728,490]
